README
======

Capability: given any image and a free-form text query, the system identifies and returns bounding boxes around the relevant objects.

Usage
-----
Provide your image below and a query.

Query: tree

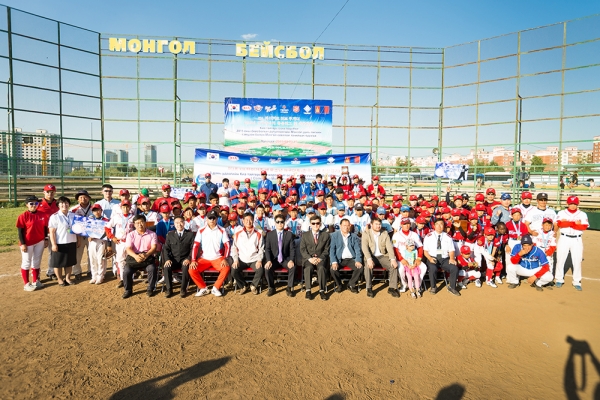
[529,156,545,173]
[395,158,420,173]
[485,160,505,172]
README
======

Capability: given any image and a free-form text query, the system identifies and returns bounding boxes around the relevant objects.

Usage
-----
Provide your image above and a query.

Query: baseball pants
[506,264,553,287]
[21,240,44,284]
[88,239,106,281]
[189,257,230,290]
[555,236,583,286]
[113,242,127,281]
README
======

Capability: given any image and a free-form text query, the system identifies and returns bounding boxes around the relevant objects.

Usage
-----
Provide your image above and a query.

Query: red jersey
[37,198,58,220]
[493,233,508,255]
[464,223,481,244]
[457,254,477,269]
[366,184,386,197]
[16,211,48,246]
[505,220,529,241]
[449,225,465,242]
[484,200,501,217]
[413,226,430,242]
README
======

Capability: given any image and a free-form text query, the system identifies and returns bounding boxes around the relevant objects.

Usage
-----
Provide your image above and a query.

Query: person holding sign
[88,204,109,285]
[48,196,78,287]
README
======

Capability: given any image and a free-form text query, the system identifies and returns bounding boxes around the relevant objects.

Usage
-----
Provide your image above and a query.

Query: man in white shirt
[554,196,588,291]
[189,210,231,297]
[217,178,232,207]
[230,213,265,295]
[95,184,120,220]
[329,218,363,294]
[422,219,461,296]
[524,192,557,236]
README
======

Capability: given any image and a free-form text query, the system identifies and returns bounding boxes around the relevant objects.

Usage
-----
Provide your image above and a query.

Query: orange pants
[189,257,230,289]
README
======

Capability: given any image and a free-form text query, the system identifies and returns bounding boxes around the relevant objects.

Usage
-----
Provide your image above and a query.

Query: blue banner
[434,162,469,180]
[193,148,371,187]
[224,97,333,157]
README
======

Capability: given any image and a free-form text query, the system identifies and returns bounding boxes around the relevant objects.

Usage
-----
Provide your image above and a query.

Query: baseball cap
[451,209,461,216]
[462,193,469,200]
[415,216,426,224]
[260,170,267,175]
[486,188,496,195]
[298,200,307,206]
[248,195,257,202]
[376,207,386,215]
[140,188,150,196]
[475,193,484,202]
[500,193,511,200]
[277,174,283,179]
[400,205,410,212]
[300,174,305,178]
[316,190,325,196]
[91,203,102,211]
[197,203,207,209]
[406,239,415,247]
[354,204,364,211]
[191,182,197,187]
[183,192,195,202]
[119,189,130,196]
[120,199,131,206]
[409,195,417,201]
[236,203,246,209]
[567,196,579,205]
[392,194,403,202]
[244,178,251,183]
[330,175,336,180]
[197,192,207,199]
[430,195,439,201]
[43,184,56,192]
[536,192,548,200]
[75,190,90,200]
[438,201,448,208]
[421,210,431,218]
[159,204,170,213]
[392,201,402,208]
[510,208,521,215]
[162,184,171,191]
[207,210,219,219]
[468,211,478,220]
[542,217,554,224]
[484,227,496,236]
[233,180,240,185]
[453,194,462,201]
[401,217,411,225]
[414,206,422,214]
[306,207,316,214]
[352,174,359,179]
[270,192,278,198]
[25,195,39,203]
[204,173,211,178]
[442,207,451,214]
[307,196,315,203]
[475,204,486,212]
[337,207,346,213]
[272,204,283,211]
[219,205,230,213]
[238,192,247,199]
[317,202,327,210]
[460,245,471,254]
[171,203,182,210]
[228,213,238,221]
[521,234,533,245]
[372,176,379,181]
[289,205,298,211]
[364,200,373,206]
[259,187,270,194]
[138,196,150,205]
[521,191,532,200]
[341,176,348,181]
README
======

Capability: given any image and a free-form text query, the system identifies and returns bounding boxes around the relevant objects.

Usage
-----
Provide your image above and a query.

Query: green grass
[0,207,25,248]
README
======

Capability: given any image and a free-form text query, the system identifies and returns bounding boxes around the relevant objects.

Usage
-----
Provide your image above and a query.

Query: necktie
[436,234,443,263]
[277,232,283,263]
[314,233,318,244]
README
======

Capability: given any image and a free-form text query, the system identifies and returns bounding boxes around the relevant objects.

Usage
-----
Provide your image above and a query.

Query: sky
[2,0,600,167]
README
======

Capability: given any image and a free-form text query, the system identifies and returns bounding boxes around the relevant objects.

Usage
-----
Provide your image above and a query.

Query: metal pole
[437,49,445,197]
[208,41,212,149]
[7,7,17,205]
[99,32,105,184]
[557,22,567,207]
[58,22,65,195]
[173,44,178,186]
[375,47,380,175]
[474,40,481,195]
[407,48,412,194]
[512,32,521,198]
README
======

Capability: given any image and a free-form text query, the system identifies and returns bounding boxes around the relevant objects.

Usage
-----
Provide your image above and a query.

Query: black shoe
[388,288,400,298]
[319,291,327,301]
[50,275,58,281]
[429,287,437,295]
[267,287,275,297]
[367,288,374,298]
[335,285,342,293]
[146,290,154,297]
[305,291,312,300]
[534,285,543,292]
[448,287,461,296]
[507,283,519,289]
[350,286,359,294]
[164,290,173,298]
[180,290,187,298]
[74,274,82,281]
[286,287,294,297]
[116,281,124,288]
[122,291,132,299]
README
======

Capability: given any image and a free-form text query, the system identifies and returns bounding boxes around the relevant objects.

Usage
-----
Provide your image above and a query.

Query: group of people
[16,171,589,300]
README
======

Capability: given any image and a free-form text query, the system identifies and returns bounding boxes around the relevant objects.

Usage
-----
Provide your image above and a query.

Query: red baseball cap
[416,216,426,224]
[204,173,211,178]
[236,203,246,209]
[277,174,283,179]
[220,205,230,212]
[258,188,268,194]
[244,178,251,183]
[44,184,56,192]
[372,176,379,181]
[316,190,325,196]
[159,204,170,213]
[486,188,496,195]
[270,192,278,198]
[484,227,496,236]
[91,203,102,211]
[138,196,150,205]
[196,192,207,199]
[233,180,240,185]
[421,210,431,218]
[330,175,336,180]
[392,201,402,208]
[542,217,554,224]
[439,201,448,208]
[460,245,471,255]
[453,194,462,201]
[364,200,373,206]
[442,207,451,214]
[171,203,182,210]
[248,196,257,202]
[238,192,247,199]
[162,184,171,190]
[401,217,411,225]
[392,194,403,202]
[475,204,486,212]
[120,199,131,206]
[409,195,417,201]
[228,213,238,221]
[469,211,478,220]
[451,209,461,216]
[260,170,267,175]
[118,189,129,196]
[567,196,579,205]
[317,202,327,210]
[521,191,532,200]
[281,183,288,189]
[430,195,439,201]
[197,203,207,209]
[511,208,522,215]
[352,174,359,179]
[475,193,485,202]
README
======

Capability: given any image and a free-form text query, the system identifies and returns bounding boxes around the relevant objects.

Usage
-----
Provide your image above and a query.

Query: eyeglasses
[275,220,285,224]
[311,222,320,225]
[27,202,39,206]
[207,216,217,220]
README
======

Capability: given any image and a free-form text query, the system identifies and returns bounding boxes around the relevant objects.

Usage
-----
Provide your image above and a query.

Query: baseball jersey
[515,204,535,220]
[532,230,557,255]
[510,244,549,270]
[217,186,231,207]
[457,254,477,269]
[524,207,557,234]
[16,211,48,246]
[192,225,230,260]
[349,213,371,234]
[70,203,93,218]
[285,217,304,238]
[556,209,589,237]
[505,220,529,241]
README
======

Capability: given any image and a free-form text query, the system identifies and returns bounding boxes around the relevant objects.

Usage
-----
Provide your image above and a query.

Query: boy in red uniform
[17,196,49,291]
[457,245,482,289]
[474,227,503,288]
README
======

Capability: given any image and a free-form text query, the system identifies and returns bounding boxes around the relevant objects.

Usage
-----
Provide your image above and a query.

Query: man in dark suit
[162,216,195,298]
[300,215,331,301]
[330,217,363,294]
[264,215,296,297]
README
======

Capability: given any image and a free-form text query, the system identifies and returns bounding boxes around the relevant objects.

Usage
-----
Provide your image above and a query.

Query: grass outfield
[0,207,22,249]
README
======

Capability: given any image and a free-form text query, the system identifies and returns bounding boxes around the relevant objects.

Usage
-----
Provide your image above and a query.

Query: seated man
[300,215,330,301]
[330,217,363,295]
[264,215,296,297]
[507,234,553,291]
[230,213,265,295]
[123,215,158,299]
[162,216,195,298]
[422,219,461,296]
[362,218,399,298]
[189,210,231,297]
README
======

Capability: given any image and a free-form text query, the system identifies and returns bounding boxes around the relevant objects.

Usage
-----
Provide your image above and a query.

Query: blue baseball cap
[401,205,410,212]
[307,196,315,203]
[298,200,307,205]
[377,207,386,215]
[306,207,315,214]
[501,193,512,200]
[272,204,282,211]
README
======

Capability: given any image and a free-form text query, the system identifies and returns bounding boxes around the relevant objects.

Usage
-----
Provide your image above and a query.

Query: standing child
[16,196,49,291]
[402,239,421,299]
[495,222,509,284]
[457,245,482,288]
[532,217,557,276]
[88,204,108,284]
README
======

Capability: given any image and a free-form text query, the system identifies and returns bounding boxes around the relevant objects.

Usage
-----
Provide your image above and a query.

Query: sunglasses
[275,220,285,224]
[207,216,217,220]
[103,190,113,193]
[27,202,39,206]
[311,222,320,225]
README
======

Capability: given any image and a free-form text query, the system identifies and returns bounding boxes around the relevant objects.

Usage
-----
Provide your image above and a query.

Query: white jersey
[391,217,415,233]
[349,213,371,234]
[532,230,557,251]
[515,204,535,220]
[192,215,206,231]
[391,230,423,253]
[70,203,93,218]
[317,213,334,228]
[254,216,270,234]
[556,209,588,237]
[524,207,557,233]
[285,217,303,238]
[111,202,137,219]
[217,186,231,207]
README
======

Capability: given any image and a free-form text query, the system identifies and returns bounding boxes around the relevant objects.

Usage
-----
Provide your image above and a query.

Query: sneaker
[173,276,180,283]
[195,288,209,297]
[250,284,258,295]
[486,280,498,288]
[89,278,96,284]
[24,282,36,292]
[555,282,563,288]
[211,286,223,297]
[238,285,248,295]
[475,279,482,288]
[95,277,104,285]
[535,285,543,292]
[507,283,519,289]
[495,276,503,285]
[411,292,417,299]
[416,291,422,298]
[399,285,407,293]
[574,285,582,291]
[158,276,165,284]
[35,280,44,288]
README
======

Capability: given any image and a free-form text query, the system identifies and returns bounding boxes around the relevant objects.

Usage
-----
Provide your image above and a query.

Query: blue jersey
[156,218,175,241]
[510,244,549,270]
[258,179,273,192]
[200,182,218,198]
[298,182,312,199]
[229,188,242,205]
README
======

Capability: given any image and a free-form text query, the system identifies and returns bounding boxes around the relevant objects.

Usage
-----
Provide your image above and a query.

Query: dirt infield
[1,234,599,399]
